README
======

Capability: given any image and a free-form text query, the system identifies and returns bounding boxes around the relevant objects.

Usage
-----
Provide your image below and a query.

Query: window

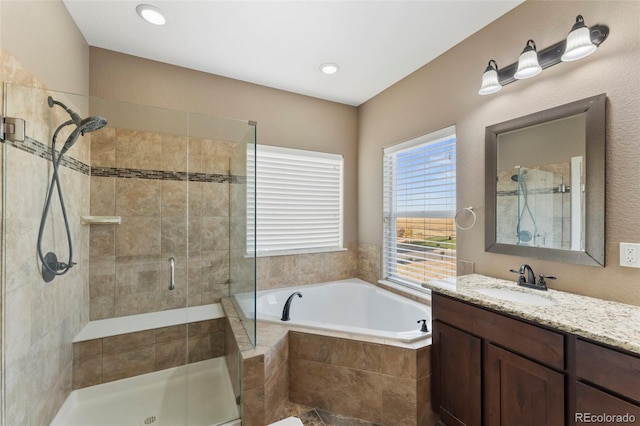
[248,144,343,256]
[383,126,457,287]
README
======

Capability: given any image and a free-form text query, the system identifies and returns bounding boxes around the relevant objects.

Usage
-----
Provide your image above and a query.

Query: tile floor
[297,409,382,426]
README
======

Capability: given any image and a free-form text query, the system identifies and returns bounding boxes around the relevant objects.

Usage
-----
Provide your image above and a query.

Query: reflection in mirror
[496,114,585,250]
[485,94,606,266]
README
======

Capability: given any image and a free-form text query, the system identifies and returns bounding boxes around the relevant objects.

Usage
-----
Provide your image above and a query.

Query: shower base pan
[51,357,240,426]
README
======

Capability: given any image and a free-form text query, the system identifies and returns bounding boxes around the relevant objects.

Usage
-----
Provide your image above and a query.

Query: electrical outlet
[620,243,640,268]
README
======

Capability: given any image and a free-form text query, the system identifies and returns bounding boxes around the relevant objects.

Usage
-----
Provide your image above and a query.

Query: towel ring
[455,206,477,231]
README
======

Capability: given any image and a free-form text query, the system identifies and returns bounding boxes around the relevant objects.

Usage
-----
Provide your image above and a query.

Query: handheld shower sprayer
[38,96,108,282]
[47,96,108,156]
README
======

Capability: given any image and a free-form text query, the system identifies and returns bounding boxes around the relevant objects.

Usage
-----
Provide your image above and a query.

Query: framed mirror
[485,94,606,266]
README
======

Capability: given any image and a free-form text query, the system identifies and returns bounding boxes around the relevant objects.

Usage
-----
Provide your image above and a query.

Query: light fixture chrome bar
[496,24,609,87]
[0,116,26,142]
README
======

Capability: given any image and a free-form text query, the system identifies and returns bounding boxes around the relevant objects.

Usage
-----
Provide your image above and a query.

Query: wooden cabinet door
[432,320,482,426]
[485,343,565,426]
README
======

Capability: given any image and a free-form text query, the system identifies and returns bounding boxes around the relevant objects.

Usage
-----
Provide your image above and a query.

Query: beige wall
[358,1,640,306]
[89,48,359,247]
[1,1,91,424]
[1,0,89,96]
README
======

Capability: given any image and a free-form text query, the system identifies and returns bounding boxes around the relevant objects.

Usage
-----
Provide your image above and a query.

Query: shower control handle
[417,319,429,333]
[168,256,176,291]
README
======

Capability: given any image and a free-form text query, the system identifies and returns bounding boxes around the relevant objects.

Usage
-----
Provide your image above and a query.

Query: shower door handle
[168,256,176,290]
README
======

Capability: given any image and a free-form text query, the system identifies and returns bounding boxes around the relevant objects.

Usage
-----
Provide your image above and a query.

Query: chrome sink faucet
[509,264,556,291]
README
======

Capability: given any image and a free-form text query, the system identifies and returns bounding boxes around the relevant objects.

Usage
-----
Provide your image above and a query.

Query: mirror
[485,94,606,266]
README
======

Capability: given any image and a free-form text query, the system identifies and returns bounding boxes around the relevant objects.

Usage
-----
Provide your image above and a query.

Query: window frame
[382,125,457,288]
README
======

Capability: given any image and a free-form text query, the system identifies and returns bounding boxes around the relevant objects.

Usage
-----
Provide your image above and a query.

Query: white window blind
[247,144,343,255]
[383,126,457,287]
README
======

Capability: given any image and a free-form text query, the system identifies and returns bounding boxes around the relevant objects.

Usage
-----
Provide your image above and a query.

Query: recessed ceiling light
[136,4,166,26]
[320,63,340,75]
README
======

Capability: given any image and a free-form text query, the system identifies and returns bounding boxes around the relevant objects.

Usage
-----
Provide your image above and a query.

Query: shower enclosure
[1,83,256,425]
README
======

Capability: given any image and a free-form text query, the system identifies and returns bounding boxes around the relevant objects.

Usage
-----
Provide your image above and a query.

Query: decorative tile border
[91,166,244,184]
[3,136,90,175]
[2,137,246,183]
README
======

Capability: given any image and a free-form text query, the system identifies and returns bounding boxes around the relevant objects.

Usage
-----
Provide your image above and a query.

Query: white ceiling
[63,0,522,106]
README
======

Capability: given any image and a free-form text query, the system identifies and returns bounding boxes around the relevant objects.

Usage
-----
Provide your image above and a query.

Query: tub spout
[281,292,302,321]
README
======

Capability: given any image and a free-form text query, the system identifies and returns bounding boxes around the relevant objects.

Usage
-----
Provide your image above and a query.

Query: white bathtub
[235,278,431,343]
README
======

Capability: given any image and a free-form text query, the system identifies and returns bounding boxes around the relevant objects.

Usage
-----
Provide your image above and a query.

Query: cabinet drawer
[575,382,640,424]
[576,339,640,403]
[432,293,564,369]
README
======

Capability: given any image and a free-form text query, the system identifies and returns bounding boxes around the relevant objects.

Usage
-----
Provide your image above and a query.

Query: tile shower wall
[1,53,91,426]
[88,127,241,320]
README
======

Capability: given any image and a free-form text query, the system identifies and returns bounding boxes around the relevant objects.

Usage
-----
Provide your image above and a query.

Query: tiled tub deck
[223,298,436,426]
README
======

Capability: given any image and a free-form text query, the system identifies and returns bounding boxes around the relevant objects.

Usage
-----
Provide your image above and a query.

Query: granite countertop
[423,273,640,354]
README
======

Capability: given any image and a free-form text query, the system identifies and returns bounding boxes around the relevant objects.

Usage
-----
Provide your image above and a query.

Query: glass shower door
[185,112,256,425]
[2,84,255,426]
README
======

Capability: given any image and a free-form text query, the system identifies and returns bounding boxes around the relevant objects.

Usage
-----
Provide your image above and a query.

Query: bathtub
[235,278,431,343]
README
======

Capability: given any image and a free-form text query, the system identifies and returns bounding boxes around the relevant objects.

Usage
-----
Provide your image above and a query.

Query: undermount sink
[474,287,556,306]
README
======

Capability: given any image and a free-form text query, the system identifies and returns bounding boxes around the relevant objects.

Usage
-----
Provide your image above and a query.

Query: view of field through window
[383,127,457,286]
[394,217,456,284]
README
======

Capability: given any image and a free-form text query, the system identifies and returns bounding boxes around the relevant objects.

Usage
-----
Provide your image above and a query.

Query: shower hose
[37,120,76,282]
[517,177,538,243]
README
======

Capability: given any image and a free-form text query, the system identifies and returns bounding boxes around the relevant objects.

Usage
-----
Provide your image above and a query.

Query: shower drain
[144,415,157,424]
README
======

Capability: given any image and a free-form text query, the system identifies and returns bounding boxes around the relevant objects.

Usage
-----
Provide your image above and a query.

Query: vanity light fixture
[479,60,502,95]
[320,63,340,75]
[562,15,598,61]
[514,40,542,79]
[136,4,166,26]
[478,14,609,95]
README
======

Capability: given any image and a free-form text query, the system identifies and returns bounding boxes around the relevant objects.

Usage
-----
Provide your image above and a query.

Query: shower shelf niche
[80,216,122,225]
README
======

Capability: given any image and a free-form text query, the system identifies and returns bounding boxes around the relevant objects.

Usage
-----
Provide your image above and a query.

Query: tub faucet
[281,292,302,321]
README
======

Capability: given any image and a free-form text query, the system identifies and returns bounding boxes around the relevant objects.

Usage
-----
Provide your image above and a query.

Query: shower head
[511,169,528,182]
[59,116,108,156]
[79,116,108,135]
[48,96,108,156]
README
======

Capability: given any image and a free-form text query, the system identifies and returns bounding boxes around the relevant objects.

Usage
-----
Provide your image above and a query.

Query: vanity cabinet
[432,292,640,426]
[432,320,482,426]
[432,293,566,426]
[574,339,640,423]
[485,343,565,425]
